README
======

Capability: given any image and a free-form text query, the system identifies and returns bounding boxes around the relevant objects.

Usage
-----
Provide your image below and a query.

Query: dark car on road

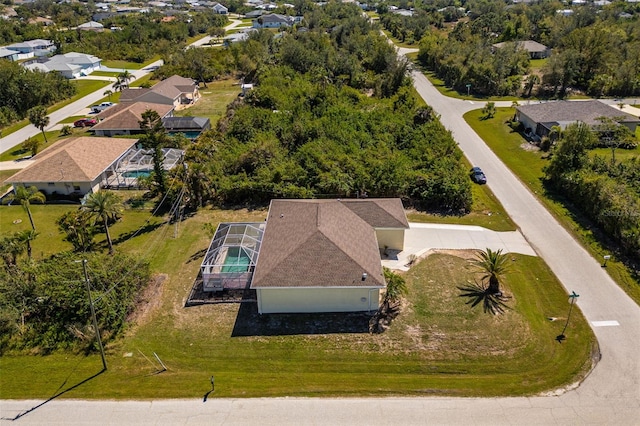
[73,118,98,128]
[470,166,487,184]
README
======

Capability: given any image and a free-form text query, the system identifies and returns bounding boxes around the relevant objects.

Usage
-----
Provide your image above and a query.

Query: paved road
[0,59,163,155]
[2,44,640,426]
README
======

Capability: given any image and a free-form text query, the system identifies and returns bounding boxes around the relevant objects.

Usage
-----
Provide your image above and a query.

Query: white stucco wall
[256,287,381,314]
[375,228,405,251]
[16,180,96,196]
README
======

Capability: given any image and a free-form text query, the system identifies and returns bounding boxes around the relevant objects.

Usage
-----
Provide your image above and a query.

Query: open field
[464,107,640,306]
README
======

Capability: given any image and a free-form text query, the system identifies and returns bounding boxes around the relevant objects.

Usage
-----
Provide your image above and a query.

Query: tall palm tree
[7,185,46,231]
[27,106,50,144]
[473,248,509,295]
[83,191,123,255]
[103,89,113,101]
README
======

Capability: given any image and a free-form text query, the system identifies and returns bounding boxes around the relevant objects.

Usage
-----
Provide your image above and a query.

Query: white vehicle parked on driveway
[91,102,114,113]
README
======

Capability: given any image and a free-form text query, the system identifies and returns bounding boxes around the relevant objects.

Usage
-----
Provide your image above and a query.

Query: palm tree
[7,185,46,231]
[83,191,123,255]
[15,229,38,260]
[0,234,25,266]
[103,89,113,101]
[27,106,50,144]
[473,248,509,295]
[383,267,408,308]
[524,74,540,98]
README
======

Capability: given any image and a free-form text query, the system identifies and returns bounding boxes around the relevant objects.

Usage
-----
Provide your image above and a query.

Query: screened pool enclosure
[200,222,265,292]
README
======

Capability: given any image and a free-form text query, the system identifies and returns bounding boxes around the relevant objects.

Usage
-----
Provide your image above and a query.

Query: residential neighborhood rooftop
[516,100,640,126]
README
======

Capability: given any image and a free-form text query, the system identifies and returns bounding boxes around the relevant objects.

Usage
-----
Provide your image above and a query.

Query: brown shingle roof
[118,87,152,103]
[6,137,136,184]
[340,199,409,229]
[251,199,387,289]
[149,75,196,100]
[93,102,174,131]
[517,100,640,126]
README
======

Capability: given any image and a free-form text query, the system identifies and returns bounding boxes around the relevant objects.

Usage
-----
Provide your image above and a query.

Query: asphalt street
[2,44,640,426]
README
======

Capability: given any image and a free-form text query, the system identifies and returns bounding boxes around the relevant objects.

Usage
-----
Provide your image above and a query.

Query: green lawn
[464,107,640,306]
[175,78,241,124]
[101,60,145,70]
[0,199,596,397]
[90,71,119,77]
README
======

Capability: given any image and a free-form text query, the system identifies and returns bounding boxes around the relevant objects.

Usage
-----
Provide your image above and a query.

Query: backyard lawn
[0,198,596,399]
[175,78,241,124]
[464,108,640,306]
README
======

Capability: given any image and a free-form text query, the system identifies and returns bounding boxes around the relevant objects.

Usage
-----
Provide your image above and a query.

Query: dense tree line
[0,60,76,129]
[544,123,640,261]
[176,3,471,211]
[55,12,228,63]
[0,252,150,353]
[390,0,640,97]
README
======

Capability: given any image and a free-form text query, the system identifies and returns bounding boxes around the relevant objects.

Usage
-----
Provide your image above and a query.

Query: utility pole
[80,259,107,370]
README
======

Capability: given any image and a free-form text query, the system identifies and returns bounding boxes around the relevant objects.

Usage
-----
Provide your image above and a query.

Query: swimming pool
[221,247,251,273]
[122,170,151,178]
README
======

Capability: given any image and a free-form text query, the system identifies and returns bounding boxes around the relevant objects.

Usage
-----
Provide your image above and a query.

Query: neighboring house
[77,20,104,31]
[492,40,550,59]
[92,102,175,137]
[212,2,228,13]
[28,17,54,26]
[224,28,257,44]
[0,47,19,61]
[5,137,136,197]
[244,10,264,19]
[516,100,640,138]
[4,39,56,59]
[24,52,101,79]
[119,75,200,107]
[162,116,211,138]
[250,198,409,314]
[253,13,295,28]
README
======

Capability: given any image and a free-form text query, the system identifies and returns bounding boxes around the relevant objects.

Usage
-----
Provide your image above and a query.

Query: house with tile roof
[516,100,640,138]
[24,52,101,78]
[92,102,174,137]
[119,75,200,108]
[248,198,409,314]
[5,137,136,197]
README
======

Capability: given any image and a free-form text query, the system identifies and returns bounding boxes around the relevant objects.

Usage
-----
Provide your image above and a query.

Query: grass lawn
[175,78,241,124]
[101,60,145,70]
[421,70,520,102]
[529,58,548,71]
[90,71,119,77]
[0,169,18,193]
[408,175,516,232]
[464,107,640,306]
[0,198,596,397]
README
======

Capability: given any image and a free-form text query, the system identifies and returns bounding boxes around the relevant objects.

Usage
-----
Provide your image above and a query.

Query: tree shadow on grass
[111,221,164,246]
[1,368,105,421]
[231,302,372,336]
[458,280,511,315]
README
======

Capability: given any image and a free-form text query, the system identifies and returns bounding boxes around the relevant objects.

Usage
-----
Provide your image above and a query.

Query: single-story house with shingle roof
[119,75,200,107]
[249,198,409,314]
[78,20,104,31]
[492,40,550,59]
[516,100,640,138]
[5,137,136,197]
[253,13,295,28]
[92,102,175,137]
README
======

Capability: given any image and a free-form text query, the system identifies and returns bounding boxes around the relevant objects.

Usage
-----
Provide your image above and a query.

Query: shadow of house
[231,302,372,337]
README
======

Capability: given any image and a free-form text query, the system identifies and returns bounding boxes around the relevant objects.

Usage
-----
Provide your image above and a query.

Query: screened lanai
[200,222,265,292]
[102,147,184,189]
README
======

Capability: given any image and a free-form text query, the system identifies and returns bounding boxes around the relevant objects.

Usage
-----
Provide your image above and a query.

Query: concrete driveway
[382,222,536,271]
